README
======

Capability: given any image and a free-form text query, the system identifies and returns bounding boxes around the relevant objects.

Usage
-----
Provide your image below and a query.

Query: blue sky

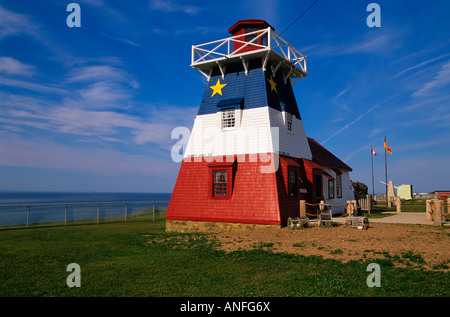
[0,0,449,194]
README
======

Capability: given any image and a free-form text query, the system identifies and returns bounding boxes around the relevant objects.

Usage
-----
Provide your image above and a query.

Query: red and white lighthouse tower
[166,20,353,232]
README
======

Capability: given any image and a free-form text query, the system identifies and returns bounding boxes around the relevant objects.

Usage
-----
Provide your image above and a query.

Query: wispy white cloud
[396,136,450,152]
[367,127,383,139]
[0,76,67,94]
[412,60,450,97]
[0,133,177,177]
[98,32,140,47]
[81,0,127,23]
[0,5,38,39]
[398,95,450,113]
[302,29,405,57]
[332,85,352,112]
[149,0,202,15]
[321,103,381,145]
[402,109,450,127]
[393,53,450,79]
[4,97,197,148]
[333,86,351,102]
[1,54,195,148]
[64,64,139,109]
[343,142,372,163]
[0,57,36,76]
[66,65,129,83]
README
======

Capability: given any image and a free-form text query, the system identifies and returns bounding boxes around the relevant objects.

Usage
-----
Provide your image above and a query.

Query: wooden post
[396,197,401,213]
[432,199,443,226]
[426,200,433,221]
[319,200,324,211]
[447,198,450,216]
[351,200,357,216]
[368,195,372,215]
[300,200,306,218]
[346,200,351,216]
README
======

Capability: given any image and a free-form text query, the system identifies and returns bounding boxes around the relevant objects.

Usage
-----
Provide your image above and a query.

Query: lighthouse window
[222,108,235,129]
[245,28,258,42]
[213,170,228,197]
[286,112,293,131]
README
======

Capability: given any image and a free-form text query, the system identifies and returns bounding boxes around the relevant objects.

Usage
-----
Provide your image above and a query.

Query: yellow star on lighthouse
[267,76,277,93]
[210,78,227,97]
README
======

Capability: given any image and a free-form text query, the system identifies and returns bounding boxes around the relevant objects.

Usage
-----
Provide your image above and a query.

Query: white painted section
[267,107,312,160]
[321,168,354,215]
[185,107,273,158]
[184,106,313,161]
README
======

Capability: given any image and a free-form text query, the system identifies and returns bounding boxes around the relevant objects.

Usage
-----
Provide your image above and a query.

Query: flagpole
[371,146,374,197]
[385,137,388,204]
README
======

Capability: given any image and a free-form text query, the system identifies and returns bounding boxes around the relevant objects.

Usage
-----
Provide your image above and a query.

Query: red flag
[371,147,377,156]
[384,137,392,154]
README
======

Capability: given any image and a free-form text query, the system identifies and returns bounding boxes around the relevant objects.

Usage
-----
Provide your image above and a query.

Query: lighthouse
[166,19,353,232]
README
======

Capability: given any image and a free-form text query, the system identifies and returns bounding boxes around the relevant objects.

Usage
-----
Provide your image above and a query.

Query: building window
[328,179,335,199]
[222,108,235,129]
[286,112,293,132]
[245,27,258,42]
[288,168,298,198]
[213,170,228,197]
[336,174,342,198]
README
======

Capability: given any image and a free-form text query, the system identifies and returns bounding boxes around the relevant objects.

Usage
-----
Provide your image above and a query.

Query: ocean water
[0,192,171,227]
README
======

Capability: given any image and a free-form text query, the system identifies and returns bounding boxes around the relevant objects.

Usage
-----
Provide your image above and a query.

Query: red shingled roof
[307,138,352,171]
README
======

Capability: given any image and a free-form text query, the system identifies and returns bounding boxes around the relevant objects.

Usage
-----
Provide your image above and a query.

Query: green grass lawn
[0,220,448,297]
[373,199,427,212]
[366,199,449,221]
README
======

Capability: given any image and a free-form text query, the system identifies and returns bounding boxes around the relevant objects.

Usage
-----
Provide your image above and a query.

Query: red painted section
[167,154,322,225]
[167,154,281,225]
[302,158,322,183]
[227,19,273,54]
[278,156,317,220]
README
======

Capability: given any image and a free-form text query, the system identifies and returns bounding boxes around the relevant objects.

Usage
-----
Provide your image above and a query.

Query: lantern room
[227,19,273,54]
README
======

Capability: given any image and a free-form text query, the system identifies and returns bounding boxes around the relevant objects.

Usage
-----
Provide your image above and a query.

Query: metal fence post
[97,203,99,224]
[153,202,155,221]
[26,205,30,228]
[124,203,127,223]
[64,204,67,226]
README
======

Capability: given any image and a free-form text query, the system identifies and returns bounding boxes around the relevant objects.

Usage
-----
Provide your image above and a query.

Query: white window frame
[286,112,293,132]
[280,101,294,133]
[221,107,236,130]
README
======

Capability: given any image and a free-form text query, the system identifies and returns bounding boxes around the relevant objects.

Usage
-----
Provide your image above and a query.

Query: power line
[278,0,321,36]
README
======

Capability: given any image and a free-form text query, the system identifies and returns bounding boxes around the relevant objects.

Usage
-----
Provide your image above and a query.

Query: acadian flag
[384,137,392,154]
[371,147,377,156]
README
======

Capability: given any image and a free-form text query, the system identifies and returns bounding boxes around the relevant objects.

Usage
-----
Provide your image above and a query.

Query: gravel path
[333,212,448,226]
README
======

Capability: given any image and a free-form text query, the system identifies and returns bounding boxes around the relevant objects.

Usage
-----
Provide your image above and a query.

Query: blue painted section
[196,62,301,119]
[197,67,266,115]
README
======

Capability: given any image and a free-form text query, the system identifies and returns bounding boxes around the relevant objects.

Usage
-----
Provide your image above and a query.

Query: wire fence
[0,201,170,229]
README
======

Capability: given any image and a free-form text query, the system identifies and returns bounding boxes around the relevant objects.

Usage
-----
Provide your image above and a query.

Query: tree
[352,181,368,200]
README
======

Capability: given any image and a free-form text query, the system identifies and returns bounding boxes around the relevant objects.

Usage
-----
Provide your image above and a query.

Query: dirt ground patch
[212,223,450,271]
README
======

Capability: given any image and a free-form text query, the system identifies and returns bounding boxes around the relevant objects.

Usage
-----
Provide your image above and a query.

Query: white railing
[191,27,307,74]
